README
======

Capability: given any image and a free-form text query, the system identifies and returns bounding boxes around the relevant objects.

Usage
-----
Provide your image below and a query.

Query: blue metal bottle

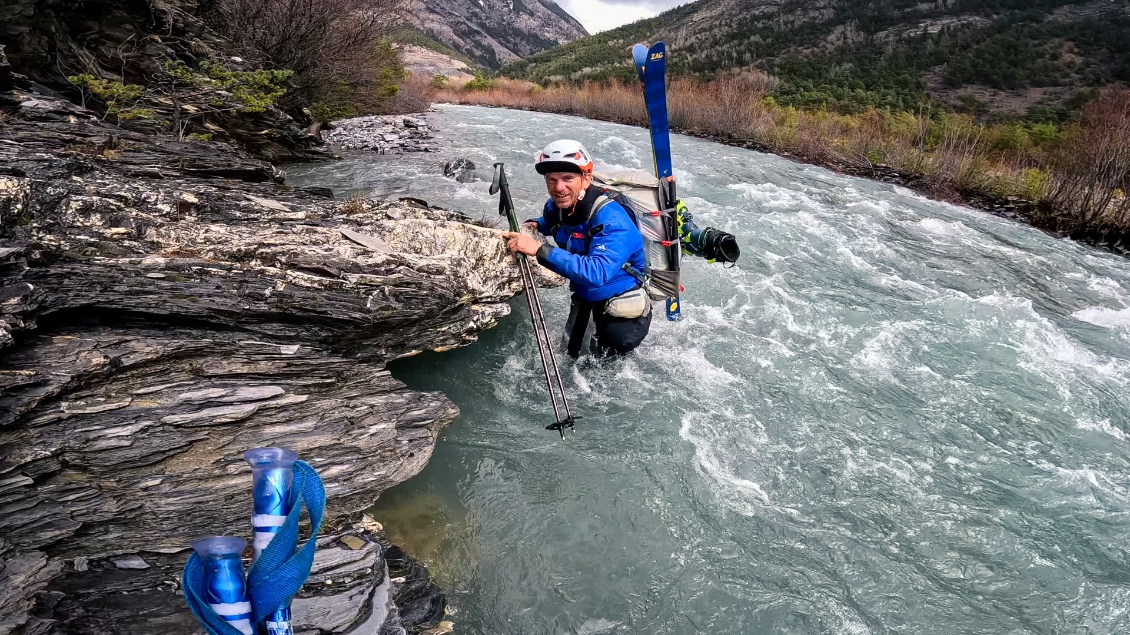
[191,536,254,635]
[244,447,298,635]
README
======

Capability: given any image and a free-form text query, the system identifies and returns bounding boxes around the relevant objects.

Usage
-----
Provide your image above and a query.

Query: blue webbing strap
[183,460,326,634]
[247,460,326,625]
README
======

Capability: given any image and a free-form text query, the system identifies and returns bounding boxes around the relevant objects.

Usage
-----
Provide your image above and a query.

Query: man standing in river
[501,139,652,358]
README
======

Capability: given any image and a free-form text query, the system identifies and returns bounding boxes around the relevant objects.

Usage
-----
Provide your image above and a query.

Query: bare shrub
[678,71,776,139]
[205,0,411,115]
[1046,88,1130,225]
[390,73,438,114]
[835,109,927,173]
[576,80,644,125]
[925,113,985,191]
[339,192,369,215]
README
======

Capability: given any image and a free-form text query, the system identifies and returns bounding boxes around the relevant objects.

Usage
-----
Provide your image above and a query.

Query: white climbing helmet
[534,139,594,175]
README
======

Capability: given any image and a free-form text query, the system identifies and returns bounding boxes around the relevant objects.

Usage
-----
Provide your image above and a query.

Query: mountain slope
[409,0,588,69]
[503,0,1130,119]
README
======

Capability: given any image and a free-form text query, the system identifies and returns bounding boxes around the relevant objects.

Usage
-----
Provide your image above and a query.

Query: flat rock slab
[111,555,149,570]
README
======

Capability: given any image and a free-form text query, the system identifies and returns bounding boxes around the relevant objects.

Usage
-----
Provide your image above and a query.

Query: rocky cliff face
[410,0,588,69]
[0,0,323,163]
[0,53,560,633]
[400,45,476,82]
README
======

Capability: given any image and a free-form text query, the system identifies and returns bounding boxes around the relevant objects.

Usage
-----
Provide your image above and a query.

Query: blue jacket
[533,193,647,302]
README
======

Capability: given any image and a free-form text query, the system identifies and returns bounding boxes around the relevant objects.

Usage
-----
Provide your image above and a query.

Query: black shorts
[563,292,652,358]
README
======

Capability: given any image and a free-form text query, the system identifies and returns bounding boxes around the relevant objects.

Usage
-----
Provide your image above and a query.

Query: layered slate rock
[0,84,560,633]
[0,538,60,635]
[39,525,444,635]
[0,0,323,164]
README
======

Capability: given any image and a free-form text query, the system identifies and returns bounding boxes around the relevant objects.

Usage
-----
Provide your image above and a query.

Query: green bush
[161,60,292,113]
[464,73,496,91]
[1021,167,1051,201]
[67,74,149,124]
[1026,122,1060,146]
[310,101,356,123]
[993,123,1032,152]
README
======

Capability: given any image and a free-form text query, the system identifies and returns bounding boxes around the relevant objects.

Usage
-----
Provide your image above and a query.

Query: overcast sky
[553,0,689,34]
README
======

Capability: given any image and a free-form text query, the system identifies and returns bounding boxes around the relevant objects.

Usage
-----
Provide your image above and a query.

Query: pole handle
[491,163,520,232]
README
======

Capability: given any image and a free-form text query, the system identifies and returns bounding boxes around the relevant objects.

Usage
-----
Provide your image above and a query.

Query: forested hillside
[503,0,1130,120]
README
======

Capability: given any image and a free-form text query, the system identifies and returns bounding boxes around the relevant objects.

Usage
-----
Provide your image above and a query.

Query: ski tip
[632,44,648,80]
[648,41,667,62]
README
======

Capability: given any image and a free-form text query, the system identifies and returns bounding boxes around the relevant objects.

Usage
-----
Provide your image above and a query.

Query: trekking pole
[490,162,576,438]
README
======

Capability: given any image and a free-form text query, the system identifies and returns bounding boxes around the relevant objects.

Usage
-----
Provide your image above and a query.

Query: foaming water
[286,105,1130,635]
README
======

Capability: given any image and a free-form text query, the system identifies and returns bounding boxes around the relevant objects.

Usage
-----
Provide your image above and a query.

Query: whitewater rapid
[286,104,1130,635]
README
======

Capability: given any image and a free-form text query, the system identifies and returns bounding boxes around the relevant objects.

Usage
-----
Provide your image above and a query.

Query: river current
[285,104,1130,635]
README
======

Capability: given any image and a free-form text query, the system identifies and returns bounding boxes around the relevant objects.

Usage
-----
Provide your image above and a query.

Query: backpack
[542,169,681,302]
[590,169,681,302]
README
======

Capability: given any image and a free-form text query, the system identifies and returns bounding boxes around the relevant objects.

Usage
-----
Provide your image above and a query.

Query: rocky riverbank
[324,115,436,154]
[0,55,559,634]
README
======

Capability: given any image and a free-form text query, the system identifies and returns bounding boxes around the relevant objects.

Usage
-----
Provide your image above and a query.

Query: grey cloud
[553,0,691,33]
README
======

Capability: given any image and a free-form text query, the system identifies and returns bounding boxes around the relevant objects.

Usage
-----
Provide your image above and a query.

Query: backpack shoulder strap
[584,194,615,253]
[589,193,614,220]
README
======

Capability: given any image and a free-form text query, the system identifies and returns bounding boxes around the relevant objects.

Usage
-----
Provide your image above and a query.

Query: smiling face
[544,170,593,210]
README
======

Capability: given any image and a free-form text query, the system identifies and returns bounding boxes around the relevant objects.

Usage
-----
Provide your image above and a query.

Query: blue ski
[638,42,683,321]
[632,44,648,82]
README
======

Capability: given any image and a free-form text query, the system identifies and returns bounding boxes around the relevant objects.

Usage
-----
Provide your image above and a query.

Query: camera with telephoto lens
[684,227,740,264]
[676,199,740,265]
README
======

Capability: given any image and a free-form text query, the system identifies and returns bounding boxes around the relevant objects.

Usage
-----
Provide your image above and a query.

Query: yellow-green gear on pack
[676,199,716,264]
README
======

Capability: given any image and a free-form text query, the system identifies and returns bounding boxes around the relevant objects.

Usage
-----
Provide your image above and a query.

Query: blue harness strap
[183,460,327,634]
